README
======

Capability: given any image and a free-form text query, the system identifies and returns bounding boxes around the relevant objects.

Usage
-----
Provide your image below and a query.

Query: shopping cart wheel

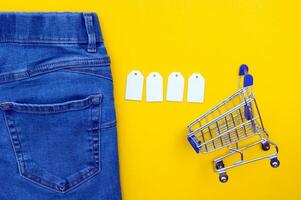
[219,173,228,183]
[270,157,280,168]
[215,161,225,170]
[261,141,270,151]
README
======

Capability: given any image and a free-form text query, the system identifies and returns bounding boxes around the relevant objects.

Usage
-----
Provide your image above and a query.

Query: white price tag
[125,70,144,101]
[166,72,184,102]
[187,73,205,103]
[146,72,163,102]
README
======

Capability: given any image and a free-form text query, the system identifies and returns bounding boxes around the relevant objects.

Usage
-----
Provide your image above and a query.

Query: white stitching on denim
[100,120,117,129]
[0,57,110,84]
[61,69,113,81]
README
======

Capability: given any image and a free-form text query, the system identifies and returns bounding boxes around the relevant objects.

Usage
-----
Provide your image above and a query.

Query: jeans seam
[101,120,117,129]
[0,94,101,114]
[61,69,113,81]
[0,39,102,44]
[0,57,110,84]
[2,111,24,176]
[20,167,100,193]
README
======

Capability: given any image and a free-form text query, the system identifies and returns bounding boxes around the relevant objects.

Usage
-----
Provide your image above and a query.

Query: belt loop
[83,13,97,53]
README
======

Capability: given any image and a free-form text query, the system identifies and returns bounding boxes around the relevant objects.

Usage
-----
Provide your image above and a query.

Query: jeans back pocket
[0,94,102,193]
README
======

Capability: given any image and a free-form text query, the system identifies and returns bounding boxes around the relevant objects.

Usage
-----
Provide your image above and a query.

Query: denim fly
[0,12,122,200]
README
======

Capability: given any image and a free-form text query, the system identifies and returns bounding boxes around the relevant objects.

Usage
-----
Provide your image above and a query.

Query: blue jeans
[0,12,122,200]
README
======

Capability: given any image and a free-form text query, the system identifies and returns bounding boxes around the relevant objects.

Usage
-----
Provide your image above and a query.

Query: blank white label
[187,73,205,103]
[166,72,184,102]
[146,72,163,102]
[125,70,144,101]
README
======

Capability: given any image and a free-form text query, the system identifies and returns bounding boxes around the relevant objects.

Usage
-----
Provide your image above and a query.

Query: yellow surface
[1,1,300,199]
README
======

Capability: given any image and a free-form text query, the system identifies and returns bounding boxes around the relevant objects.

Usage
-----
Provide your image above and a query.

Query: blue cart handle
[239,64,249,76]
[244,74,253,87]
[238,64,254,88]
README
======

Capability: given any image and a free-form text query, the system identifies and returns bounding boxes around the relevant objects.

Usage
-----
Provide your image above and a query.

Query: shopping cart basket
[187,65,279,183]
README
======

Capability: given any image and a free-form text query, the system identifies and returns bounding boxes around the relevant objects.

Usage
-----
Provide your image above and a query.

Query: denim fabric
[0,12,122,200]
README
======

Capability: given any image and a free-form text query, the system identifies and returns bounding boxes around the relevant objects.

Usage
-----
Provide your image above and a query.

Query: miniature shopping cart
[187,65,280,183]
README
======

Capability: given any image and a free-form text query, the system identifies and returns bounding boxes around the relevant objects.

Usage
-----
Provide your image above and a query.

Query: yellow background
[1,1,300,199]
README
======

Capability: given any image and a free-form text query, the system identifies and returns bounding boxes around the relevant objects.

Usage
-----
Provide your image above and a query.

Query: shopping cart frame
[187,65,280,182]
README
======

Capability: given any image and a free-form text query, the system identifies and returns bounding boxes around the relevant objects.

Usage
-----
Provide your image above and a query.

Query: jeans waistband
[0,12,103,52]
